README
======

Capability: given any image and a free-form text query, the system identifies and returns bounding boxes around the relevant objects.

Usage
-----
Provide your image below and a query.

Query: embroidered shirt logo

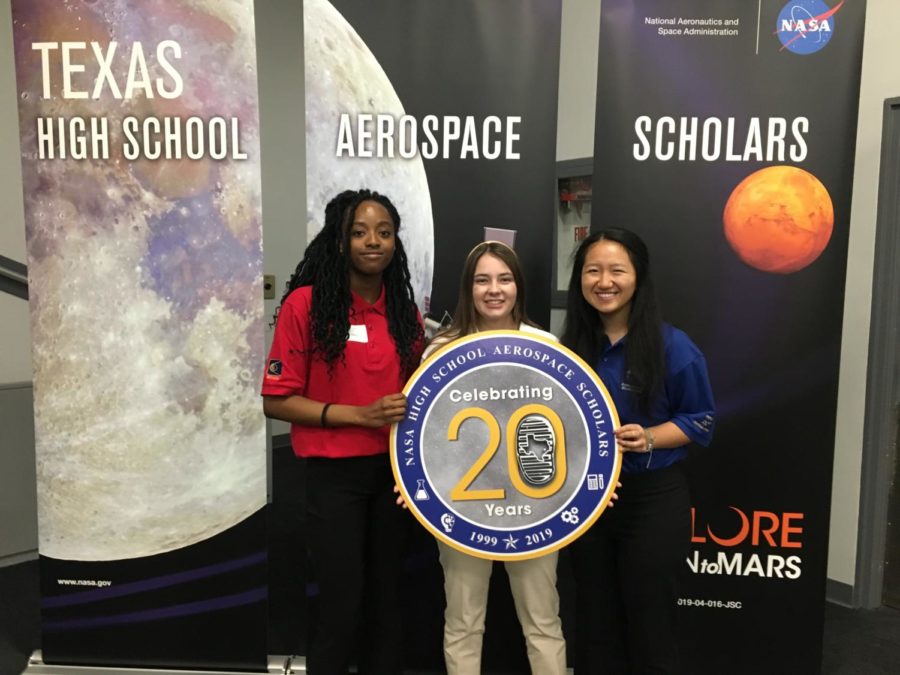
[266,359,283,379]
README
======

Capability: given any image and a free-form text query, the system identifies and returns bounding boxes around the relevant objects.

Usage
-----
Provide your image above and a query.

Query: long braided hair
[276,189,423,374]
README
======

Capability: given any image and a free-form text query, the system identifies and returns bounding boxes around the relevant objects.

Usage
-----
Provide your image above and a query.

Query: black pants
[571,463,691,675]
[305,454,409,675]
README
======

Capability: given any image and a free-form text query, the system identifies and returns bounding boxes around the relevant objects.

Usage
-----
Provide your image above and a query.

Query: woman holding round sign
[561,228,715,674]
[424,241,568,675]
[262,189,423,674]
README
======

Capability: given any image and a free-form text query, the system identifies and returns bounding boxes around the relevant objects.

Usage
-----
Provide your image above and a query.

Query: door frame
[855,97,900,608]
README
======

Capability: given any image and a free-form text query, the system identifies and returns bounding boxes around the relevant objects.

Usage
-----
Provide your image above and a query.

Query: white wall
[0,0,36,564]
[551,0,603,338]
[0,383,37,562]
[0,0,31,385]
[0,0,23,261]
[255,0,307,437]
[827,0,900,587]
[557,0,601,162]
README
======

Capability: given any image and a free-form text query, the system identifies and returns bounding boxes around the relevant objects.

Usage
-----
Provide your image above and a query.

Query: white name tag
[348,324,369,343]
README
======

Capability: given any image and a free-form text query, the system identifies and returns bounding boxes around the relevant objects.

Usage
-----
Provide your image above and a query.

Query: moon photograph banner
[302,1,562,669]
[304,0,561,322]
[591,0,865,672]
[11,0,267,669]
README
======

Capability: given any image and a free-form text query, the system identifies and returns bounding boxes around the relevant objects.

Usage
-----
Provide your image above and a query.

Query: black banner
[39,513,266,671]
[592,1,865,672]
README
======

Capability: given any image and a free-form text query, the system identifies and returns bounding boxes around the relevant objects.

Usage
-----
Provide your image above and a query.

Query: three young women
[262,189,423,674]
[561,228,715,674]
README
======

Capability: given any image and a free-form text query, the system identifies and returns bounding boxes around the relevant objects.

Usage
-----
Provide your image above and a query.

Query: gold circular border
[391,329,621,561]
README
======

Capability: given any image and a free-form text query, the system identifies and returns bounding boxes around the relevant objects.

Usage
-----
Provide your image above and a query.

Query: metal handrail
[0,254,28,300]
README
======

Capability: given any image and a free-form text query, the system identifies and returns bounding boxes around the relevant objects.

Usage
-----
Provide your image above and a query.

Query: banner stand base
[22,652,306,674]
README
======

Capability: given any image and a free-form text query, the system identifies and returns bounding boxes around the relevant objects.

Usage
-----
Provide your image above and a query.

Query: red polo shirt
[262,285,417,459]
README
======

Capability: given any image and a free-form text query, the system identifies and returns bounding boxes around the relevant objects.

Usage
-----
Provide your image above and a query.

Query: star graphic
[503,534,519,550]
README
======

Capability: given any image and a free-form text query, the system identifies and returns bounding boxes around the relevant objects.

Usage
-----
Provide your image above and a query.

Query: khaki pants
[438,541,566,674]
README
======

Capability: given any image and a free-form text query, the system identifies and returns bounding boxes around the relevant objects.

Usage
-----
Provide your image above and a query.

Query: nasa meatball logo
[391,331,621,560]
[776,0,843,55]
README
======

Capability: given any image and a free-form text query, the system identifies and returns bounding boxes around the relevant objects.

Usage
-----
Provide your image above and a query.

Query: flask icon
[414,479,430,501]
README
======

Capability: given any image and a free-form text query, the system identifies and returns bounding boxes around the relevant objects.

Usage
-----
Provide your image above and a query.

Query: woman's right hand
[614,423,651,452]
[356,393,408,427]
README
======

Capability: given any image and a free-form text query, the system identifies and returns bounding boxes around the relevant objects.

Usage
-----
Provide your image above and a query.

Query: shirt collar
[350,285,386,316]
[601,332,627,353]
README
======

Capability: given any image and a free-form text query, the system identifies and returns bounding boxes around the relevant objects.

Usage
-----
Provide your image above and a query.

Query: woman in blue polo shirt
[262,188,423,674]
[561,228,715,674]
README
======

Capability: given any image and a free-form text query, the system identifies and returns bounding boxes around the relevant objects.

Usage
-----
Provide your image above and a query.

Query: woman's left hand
[614,424,651,453]
[393,484,408,509]
[606,481,623,508]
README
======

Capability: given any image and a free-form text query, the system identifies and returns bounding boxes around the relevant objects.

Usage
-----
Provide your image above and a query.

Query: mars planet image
[304,0,434,310]
[13,0,266,560]
[722,166,834,274]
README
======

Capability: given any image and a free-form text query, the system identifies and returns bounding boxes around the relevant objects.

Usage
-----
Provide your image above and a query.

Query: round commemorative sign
[391,330,620,561]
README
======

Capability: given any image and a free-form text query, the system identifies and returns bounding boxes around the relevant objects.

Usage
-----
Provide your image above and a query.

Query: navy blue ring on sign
[391,330,621,561]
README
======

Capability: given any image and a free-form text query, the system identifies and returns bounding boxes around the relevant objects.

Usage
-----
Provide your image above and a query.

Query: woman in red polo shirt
[262,188,423,674]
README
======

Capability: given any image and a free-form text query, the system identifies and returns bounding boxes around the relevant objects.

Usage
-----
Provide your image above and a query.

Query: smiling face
[472,252,518,330]
[347,200,396,283]
[580,239,637,324]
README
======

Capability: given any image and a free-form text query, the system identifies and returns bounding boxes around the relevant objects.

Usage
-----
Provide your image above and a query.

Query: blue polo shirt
[594,324,715,474]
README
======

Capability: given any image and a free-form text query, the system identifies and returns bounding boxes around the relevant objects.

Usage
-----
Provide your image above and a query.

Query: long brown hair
[436,241,538,342]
